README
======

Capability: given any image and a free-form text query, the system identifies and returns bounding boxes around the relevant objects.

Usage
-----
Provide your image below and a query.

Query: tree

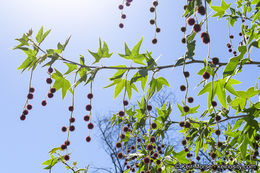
[14,0,260,172]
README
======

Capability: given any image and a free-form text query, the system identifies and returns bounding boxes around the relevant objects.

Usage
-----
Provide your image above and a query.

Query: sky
[0,0,259,172]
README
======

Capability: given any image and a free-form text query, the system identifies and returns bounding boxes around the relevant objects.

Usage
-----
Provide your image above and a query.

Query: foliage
[14,0,260,172]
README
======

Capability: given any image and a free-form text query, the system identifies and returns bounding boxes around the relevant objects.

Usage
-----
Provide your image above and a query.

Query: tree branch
[29,39,260,71]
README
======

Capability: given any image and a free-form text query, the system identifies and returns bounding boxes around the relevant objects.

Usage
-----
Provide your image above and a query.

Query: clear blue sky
[0,0,259,172]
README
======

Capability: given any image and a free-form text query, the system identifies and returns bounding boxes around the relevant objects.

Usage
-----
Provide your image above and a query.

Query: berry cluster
[149,1,161,44]
[85,92,94,142]
[20,87,35,121]
[118,0,133,29]
[41,67,56,107]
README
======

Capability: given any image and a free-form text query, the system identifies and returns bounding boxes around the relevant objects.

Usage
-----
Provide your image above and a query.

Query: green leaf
[232,119,244,130]
[36,26,51,45]
[52,69,72,99]
[237,87,259,99]
[156,77,170,92]
[172,150,190,163]
[239,135,248,160]
[216,80,227,108]
[223,55,242,77]
[114,79,125,99]
[64,63,78,75]
[132,37,143,56]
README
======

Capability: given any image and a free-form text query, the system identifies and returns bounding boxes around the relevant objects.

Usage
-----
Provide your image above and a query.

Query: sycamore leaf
[64,63,78,75]
[114,79,125,99]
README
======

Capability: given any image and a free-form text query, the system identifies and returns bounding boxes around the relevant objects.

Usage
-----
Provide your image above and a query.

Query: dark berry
[119,23,124,28]
[150,19,155,25]
[117,152,124,159]
[87,93,93,99]
[196,156,201,160]
[47,93,53,98]
[27,93,33,100]
[187,153,192,158]
[181,27,186,32]
[88,122,94,130]
[228,48,232,52]
[120,134,126,139]
[202,35,210,44]
[130,145,135,150]
[123,126,129,132]
[202,72,210,80]
[197,6,206,15]
[69,125,75,131]
[48,67,53,73]
[150,7,155,12]
[152,38,157,44]
[69,117,75,123]
[118,4,124,10]
[210,152,217,159]
[46,78,52,84]
[147,105,152,111]
[215,129,221,135]
[183,106,190,113]
[86,136,91,142]
[212,57,219,65]
[41,100,47,106]
[193,24,201,33]
[215,115,221,121]
[29,87,35,93]
[20,115,26,121]
[156,28,161,33]
[227,43,231,48]
[85,104,92,111]
[181,38,186,44]
[183,71,190,78]
[116,142,122,148]
[118,111,125,117]
[144,157,150,164]
[150,136,156,143]
[180,85,186,91]
[64,140,70,146]
[84,115,90,121]
[187,97,194,103]
[151,122,157,129]
[146,144,153,151]
[153,1,158,6]
[255,135,260,141]
[50,88,56,93]
[187,17,195,26]
[183,5,188,10]
[181,139,187,145]
[68,106,74,112]
[239,32,242,36]
[26,104,32,110]
[185,121,191,128]
[179,121,185,127]
[61,126,67,132]
[64,155,70,161]
[217,142,223,147]
[123,100,129,106]
[185,148,189,152]
[200,32,208,38]
[23,110,29,115]
[156,159,161,165]
[230,35,234,39]
[61,144,67,150]
[211,100,217,107]
[121,14,126,19]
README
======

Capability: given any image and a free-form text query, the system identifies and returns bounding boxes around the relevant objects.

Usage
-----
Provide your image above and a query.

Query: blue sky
[0,0,259,172]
